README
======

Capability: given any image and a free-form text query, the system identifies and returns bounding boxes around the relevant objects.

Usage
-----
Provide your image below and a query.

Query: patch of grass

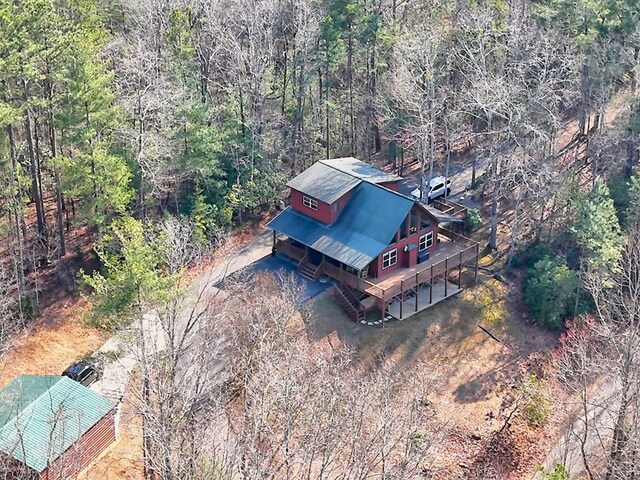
[469,279,508,330]
[479,253,496,268]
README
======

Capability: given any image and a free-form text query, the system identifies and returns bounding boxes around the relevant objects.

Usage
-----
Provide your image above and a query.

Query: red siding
[290,189,352,224]
[290,190,332,223]
[368,258,379,278]
[40,409,116,480]
[372,206,439,278]
[328,191,352,223]
[379,180,399,191]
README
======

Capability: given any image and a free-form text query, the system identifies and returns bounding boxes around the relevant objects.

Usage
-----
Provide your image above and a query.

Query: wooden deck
[365,240,469,296]
[275,230,479,313]
[386,280,462,320]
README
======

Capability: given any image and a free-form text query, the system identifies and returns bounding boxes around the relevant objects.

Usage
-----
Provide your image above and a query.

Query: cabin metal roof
[420,204,465,224]
[269,182,414,270]
[0,375,115,472]
[320,157,402,184]
[286,162,362,204]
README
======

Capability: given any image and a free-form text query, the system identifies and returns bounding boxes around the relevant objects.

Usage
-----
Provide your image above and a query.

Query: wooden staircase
[298,263,320,281]
[333,283,365,323]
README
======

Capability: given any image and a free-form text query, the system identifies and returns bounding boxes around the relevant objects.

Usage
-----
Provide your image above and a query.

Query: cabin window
[382,249,397,269]
[419,231,433,251]
[410,210,419,234]
[420,217,432,231]
[303,195,318,211]
[399,217,408,240]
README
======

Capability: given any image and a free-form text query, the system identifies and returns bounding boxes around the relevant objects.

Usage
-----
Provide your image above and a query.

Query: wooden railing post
[444,257,448,297]
[459,251,463,289]
[399,280,404,319]
[475,243,479,283]
[415,272,419,312]
[429,265,433,304]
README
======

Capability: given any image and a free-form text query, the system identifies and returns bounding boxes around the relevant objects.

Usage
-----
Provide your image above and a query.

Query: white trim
[382,248,397,269]
[302,195,318,211]
[419,231,433,251]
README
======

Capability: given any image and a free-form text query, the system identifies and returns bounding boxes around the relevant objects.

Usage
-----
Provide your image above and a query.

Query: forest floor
[0,94,629,478]
[305,231,564,479]
[0,299,107,389]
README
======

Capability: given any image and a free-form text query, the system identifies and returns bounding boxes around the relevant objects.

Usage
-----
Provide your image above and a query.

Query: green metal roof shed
[0,375,116,477]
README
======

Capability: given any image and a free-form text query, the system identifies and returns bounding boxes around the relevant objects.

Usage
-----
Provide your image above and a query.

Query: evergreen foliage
[570,179,623,275]
[523,255,579,330]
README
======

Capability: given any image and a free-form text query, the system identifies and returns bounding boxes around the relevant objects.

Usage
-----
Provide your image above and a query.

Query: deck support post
[475,243,479,283]
[399,280,404,319]
[459,251,463,289]
[381,292,385,328]
[272,230,276,255]
[429,266,433,304]
[415,272,419,312]
[444,258,448,297]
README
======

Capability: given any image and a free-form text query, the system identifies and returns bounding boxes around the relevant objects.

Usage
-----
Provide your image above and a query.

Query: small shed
[0,375,116,479]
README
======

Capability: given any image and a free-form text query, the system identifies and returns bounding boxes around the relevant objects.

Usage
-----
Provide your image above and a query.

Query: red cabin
[269,157,479,323]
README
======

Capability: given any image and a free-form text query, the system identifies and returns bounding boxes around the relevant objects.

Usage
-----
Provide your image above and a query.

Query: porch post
[399,280,404,319]
[475,243,479,283]
[444,257,449,297]
[459,251,463,289]
[381,291,385,328]
[429,266,433,304]
[415,272,419,312]
[272,230,276,255]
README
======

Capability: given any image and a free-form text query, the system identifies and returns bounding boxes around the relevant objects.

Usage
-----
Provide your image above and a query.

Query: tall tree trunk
[488,116,498,251]
[6,122,28,241]
[607,374,632,480]
[325,59,330,159]
[45,75,66,257]
[281,36,288,115]
[6,122,27,294]
[579,60,589,137]
[24,103,48,243]
[428,79,436,185]
[347,21,354,155]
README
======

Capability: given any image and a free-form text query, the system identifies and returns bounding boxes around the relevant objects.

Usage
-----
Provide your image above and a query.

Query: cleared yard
[0,299,108,389]
[305,273,560,479]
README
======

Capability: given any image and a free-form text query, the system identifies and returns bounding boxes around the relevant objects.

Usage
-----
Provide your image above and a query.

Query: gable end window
[303,195,318,211]
[382,249,397,269]
[419,231,433,251]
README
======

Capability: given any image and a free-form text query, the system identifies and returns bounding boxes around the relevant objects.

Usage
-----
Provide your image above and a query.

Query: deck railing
[277,236,479,306]
[363,241,479,303]
[322,261,379,293]
[432,198,468,217]
[276,239,306,262]
[439,227,476,246]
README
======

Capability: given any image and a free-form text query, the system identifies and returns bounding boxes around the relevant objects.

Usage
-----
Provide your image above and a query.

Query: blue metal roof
[269,182,414,270]
[0,375,115,472]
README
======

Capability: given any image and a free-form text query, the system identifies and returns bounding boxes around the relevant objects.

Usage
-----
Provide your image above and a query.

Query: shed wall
[39,409,116,480]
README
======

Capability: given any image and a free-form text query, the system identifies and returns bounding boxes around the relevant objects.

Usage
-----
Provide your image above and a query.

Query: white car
[410,176,452,203]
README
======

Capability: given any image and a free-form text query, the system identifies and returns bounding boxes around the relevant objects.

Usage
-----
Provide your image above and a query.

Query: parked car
[410,176,452,203]
[62,360,99,387]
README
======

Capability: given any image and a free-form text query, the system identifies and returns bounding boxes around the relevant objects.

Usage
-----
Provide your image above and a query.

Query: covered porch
[273,229,479,323]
